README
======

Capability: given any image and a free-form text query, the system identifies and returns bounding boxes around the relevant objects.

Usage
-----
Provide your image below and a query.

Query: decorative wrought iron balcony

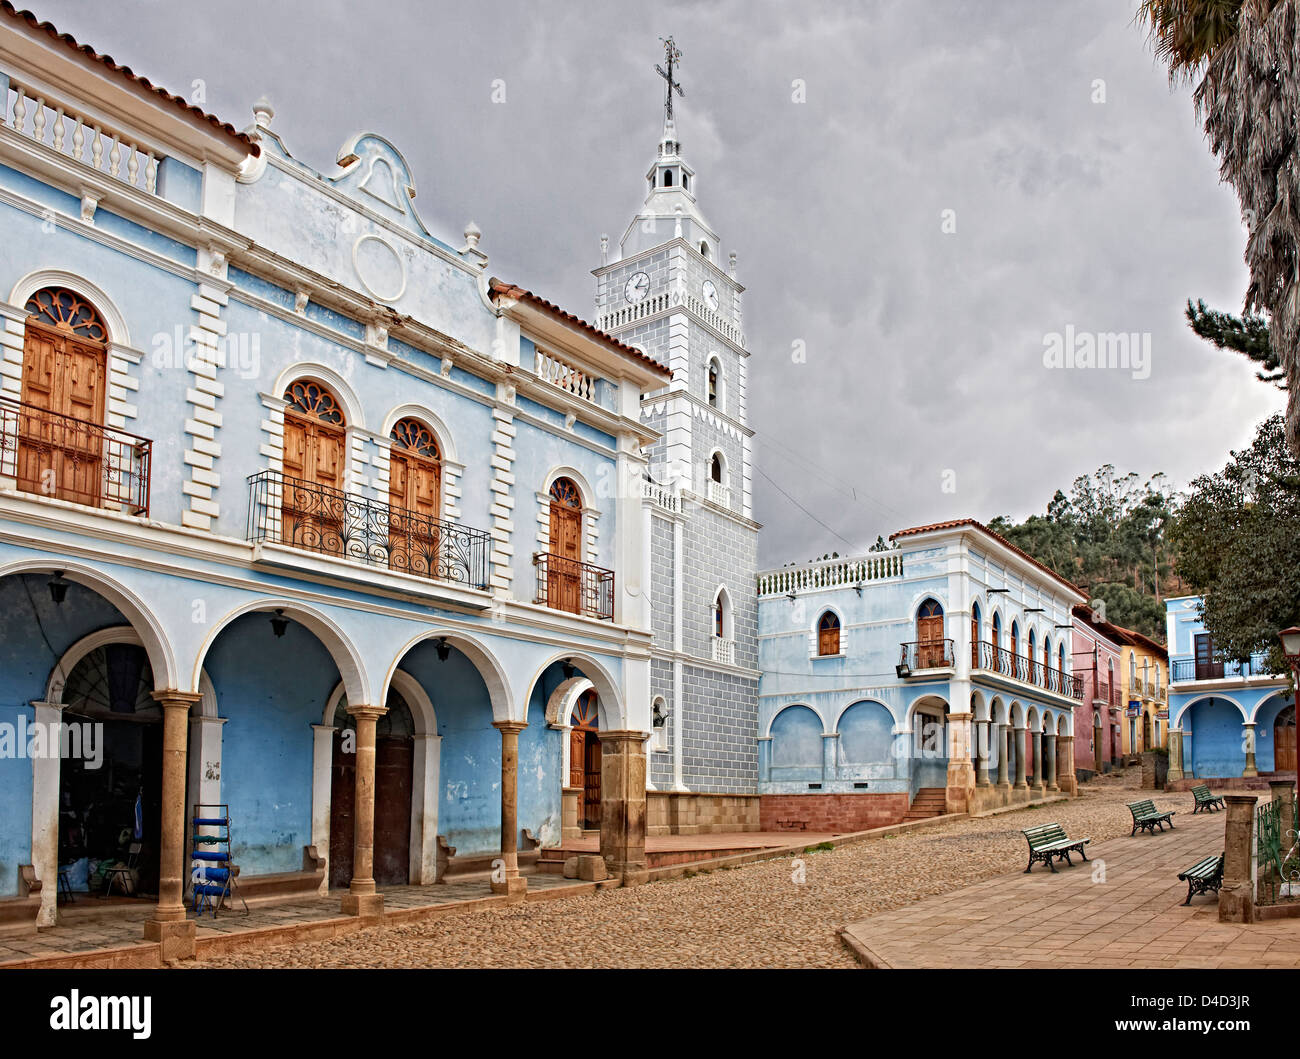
[532,551,615,621]
[1170,652,1274,683]
[899,638,955,672]
[0,396,152,515]
[974,640,1084,700]
[247,470,490,589]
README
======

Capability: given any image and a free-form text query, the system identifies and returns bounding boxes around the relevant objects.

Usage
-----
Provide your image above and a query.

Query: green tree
[1139,0,1300,455]
[990,467,1179,641]
[1185,298,1283,386]
[1167,413,1300,674]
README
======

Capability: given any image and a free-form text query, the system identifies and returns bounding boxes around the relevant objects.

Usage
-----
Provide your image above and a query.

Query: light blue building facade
[757,520,1085,830]
[1164,595,1295,782]
[0,7,669,949]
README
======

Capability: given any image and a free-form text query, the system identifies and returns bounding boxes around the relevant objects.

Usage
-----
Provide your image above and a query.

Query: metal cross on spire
[655,36,684,124]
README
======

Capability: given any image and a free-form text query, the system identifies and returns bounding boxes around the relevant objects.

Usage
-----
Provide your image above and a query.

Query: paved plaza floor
[839,805,1300,968]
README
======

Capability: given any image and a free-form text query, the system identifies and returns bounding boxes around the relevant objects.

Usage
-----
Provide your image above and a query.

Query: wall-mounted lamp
[561,658,576,680]
[987,588,1010,595]
[896,660,912,679]
[47,571,69,605]
[269,609,289,638]
[435,637,451,662]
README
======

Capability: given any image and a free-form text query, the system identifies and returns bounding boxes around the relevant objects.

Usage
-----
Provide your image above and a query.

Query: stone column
[340,703,387,917]
[1242,723,1258,778]
[599,730,649,885]
[29,701,65,927]
[974,721,990,786]
[1270,780,1296,852]
[1219,793,1257,923]
[1168,728,1184,782]
[1031,730,1043,789]
[945,711,976,814]
[996,725,1010,787]
[1013,726,1027,789]
[1046,734,1059,791]
[1058,736,1077,795]
[143,691,201,960]
[491,720,528,898]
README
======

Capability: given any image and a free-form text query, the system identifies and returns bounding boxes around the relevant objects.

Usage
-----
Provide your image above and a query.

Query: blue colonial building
[756,519,1086,831]
[1165,595,1295,784]
[0,4,675,955]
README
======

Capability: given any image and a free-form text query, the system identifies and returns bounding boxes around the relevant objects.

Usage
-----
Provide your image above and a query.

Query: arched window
[1010,621,1019,659]
[682,173,690,191]
[710,452,724,483]
[707,362,719,407]
[19,287,110,508]
[1043,635,1052,674]
[713,587,733,647]
[387,417,443,576]
[970,602,981,668]
[664,170,674,187]
[817,611,841,656]
[1027,629,1037,680]
[547,477,584,614]
[699,239,709,258]
[282,380,348,554]
[991,613,1001,648]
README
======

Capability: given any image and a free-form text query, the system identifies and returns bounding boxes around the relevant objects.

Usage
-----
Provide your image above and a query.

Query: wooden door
[569,729,586,789]
[329,734,355,889]
[388,418,442,577]
[373,737,413,886]
[282,382,346,555]
[583,736,602,831]
[818,613,840,656]
[1275,706,1296,773]
[548,478,583,614]
[1194,634,1223,680]
[971,615,980,668]
[18,319,107,506]
[917,611,944,668]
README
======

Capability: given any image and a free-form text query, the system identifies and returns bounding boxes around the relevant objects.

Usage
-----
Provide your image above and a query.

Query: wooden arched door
[548,477,583,614]
[329,690,415,889]
[569,690,601,831]
[282,380,347,555]
[18,287,109,507]
[1275,705,1296,773]
[388,417,442,577]
[916,599,944,668]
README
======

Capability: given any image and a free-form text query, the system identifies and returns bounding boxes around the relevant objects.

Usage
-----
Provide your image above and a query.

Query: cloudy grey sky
[34,0,1284,566]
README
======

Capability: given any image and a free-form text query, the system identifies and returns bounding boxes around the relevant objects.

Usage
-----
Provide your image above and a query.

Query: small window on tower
[708,364,718,407]
[683,173,690,190]
[700,240,710,259]
[664,170,674,187]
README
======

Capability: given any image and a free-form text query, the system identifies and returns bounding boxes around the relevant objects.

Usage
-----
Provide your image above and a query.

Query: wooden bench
[1022,823,1091,873]
[1128,799,1175,836]
[1191,784,1225,813]
[1177,852,1225,905]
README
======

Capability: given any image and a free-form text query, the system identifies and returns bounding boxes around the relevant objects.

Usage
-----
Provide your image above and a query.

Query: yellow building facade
[1114,627,1170,757]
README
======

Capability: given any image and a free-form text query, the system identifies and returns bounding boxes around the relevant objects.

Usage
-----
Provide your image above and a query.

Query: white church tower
[592,38,760,797]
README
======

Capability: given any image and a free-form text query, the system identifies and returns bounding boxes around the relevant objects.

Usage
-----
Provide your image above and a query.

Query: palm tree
[1138,0,1300,455]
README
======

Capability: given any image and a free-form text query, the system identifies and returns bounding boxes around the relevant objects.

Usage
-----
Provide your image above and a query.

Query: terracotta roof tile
[2,2,258,156]
[890,517,1086,599]
[488,277,670,378]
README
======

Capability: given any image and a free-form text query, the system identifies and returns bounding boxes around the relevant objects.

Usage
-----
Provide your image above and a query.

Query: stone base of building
[645,791,761,836]
[965,784,1060,814]
[142,918,196,961]
[758,792,909,833]
[1165,773,1294,793]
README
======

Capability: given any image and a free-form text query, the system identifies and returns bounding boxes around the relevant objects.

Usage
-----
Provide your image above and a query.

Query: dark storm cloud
[34,0,1282,565]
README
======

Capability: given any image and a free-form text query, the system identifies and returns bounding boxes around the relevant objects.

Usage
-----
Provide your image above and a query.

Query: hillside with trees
[988,467,1182,642]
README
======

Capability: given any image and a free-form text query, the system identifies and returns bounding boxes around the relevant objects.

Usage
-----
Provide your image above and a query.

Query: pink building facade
[1071,604,1125,775]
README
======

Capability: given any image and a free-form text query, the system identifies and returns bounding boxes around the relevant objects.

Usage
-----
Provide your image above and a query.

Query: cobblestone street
[198,772,1219,969]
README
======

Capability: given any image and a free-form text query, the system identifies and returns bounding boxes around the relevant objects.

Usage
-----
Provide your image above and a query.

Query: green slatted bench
[1022,823,1091,873]
[1127,798,1175,836]
[1177,852,1225,905]
[1191,785,1225,813]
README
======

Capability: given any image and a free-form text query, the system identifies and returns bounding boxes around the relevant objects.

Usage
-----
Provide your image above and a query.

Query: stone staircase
[904,788,948,821]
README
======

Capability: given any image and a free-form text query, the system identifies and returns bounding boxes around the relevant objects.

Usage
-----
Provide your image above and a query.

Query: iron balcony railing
[533,551,615,621]
[0,395,152,515]
[247,469,490,589]
[899,638,955,671]
[1170,652,1274,683]
[974,640,1084,700]
[1094,680,1122,709]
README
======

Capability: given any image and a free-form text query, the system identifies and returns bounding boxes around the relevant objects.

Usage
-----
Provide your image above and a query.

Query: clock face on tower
[624,271,650,304]
[702,279,719,312]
